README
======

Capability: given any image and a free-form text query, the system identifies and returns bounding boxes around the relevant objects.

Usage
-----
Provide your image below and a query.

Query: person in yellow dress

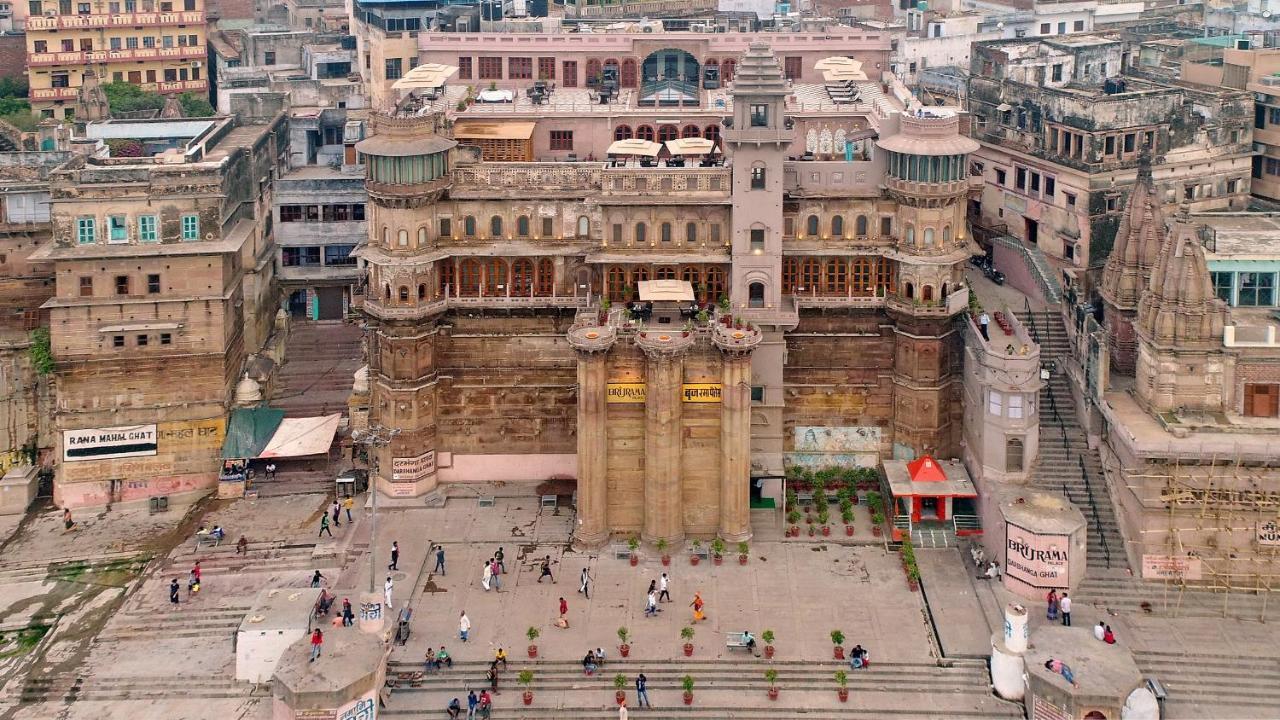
[690,592,705,623]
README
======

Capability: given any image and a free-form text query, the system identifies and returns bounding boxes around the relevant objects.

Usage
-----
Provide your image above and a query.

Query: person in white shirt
[384,576,394,608]
[658,572,670,602]
[459,611,471,642]
[1059,592,1072,626]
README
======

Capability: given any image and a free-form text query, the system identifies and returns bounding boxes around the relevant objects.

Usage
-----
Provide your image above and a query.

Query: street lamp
[353,424,400,595]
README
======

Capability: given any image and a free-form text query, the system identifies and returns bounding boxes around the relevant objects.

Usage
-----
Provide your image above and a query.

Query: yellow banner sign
[682,383,722,403]
[605,383,724,403]
[607,383,646,403]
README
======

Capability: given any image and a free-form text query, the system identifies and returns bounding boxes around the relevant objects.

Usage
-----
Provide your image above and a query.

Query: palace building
[354,42,980,544]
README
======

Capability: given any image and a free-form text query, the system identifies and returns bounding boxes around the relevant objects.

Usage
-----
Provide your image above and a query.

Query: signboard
[1141,554,1203,581]
[1260,520,1280,546]
[1004,522,1069,588]
[681,383,722,403]
[337,692,376,720]
[63,424,158,462]
[392,451,435,482]
[607,383,646,403]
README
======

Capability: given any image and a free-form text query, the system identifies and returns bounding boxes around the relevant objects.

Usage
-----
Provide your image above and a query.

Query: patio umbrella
[814,56,861,71]
[606,138,662,157]
[392,63,458,90]
[822,66,869,83]
[664,137,716,156]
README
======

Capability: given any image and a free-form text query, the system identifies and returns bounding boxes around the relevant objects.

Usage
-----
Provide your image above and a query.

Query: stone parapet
[710,321,763,356]
[634,328,696,357]
[567,324,617,354]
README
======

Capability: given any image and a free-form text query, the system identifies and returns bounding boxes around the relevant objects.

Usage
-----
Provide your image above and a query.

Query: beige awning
[814,56,861,71]
[637,279,695,302]
[607,138,662,157]
[257,414,342,459]
[822,67,869,83]
[452,120,537,140]
[665,137,716,156]
[393,63,458,90]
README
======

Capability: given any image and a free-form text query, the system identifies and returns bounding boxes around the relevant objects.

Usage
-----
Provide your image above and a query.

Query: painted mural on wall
[787,426,881,469]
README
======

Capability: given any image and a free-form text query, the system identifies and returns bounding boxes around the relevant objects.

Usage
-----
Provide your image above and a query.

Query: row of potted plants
[764,668,853,702]
[786,465,881,493]
[625,537,750,566]
[900,536,921,591]
[785,485,868,537]
[528,625,780,662]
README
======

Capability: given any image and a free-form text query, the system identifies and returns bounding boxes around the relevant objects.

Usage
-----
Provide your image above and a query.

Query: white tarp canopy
[607,138,662,157]
[257,413,341,459]
[392,63,459,90]
[814,56,861,71]
[664,137,717,156]
[637,279,695,302]
[823,66,869,83]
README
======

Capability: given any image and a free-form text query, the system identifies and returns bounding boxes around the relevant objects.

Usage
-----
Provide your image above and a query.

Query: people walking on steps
[342,598,354,627]
[343,495,354,523]
[309,628,323,662]
[319,513,332,537]
[658,572,671,602]
[331,500,342,527]
[434,545,446,575]
[384,576,394,608]
[388,541,399,571]
[579,567,591,599]
[311,570,325,588]
[489,557,503,591]
[495,547,506,574]
[481,559,493,592]
[537,555,555,583]
[169,578,180,606]
[690,591,705,623]
[635,673,650,707]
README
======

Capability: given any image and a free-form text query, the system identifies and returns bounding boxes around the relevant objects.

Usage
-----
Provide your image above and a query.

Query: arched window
[681,124,701,138]
[537,258,554,296]
[381,226,388,244]
[603,58,619,81]
[922,285,934,302]
[1006,438,1025,473]
[636,125,655,141]
[655,265,677,280]
[614,125,633,141]
[805,215,820,236]
[398,286,409,302]
[876,259,895,294]
[511,258,534,295]
[418,284,426,300]
[905,225,915,243]
[852,257,873,294]
[419,227,429,246]
[681,265,701,294]
[577,216,590,237]
[517,215,530,237]
[489,215,503,238]
[635,223,647,243]
[703,124,721,143]
[748,281,765,308]
[855,215,868,236]
[660,222,672,242]
[905,282,915,300]
[459,259,481,296]
[607,266,627,300]
[705,266,725,300]
[621,59,637,88]
[658,125,677,143]
[941,282,949,299]
[722,58,736,82]
[464,216,476,236]
[631,265,649,288]
[831,215,844,237]
[586,58,602,82]
[923,228,935,247]
[438,259,454,297]
[942,225,952,243]
[485,258,507,295]
[800,258,821,291]
[398,229,408,247]
[825,259,846,294]
[782,257,798,293]
[685,222,697,243]
[384,283,391,300]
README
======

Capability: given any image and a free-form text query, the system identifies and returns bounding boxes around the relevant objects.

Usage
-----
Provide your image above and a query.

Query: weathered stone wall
[605,342,646,533]
[681,352,723,535]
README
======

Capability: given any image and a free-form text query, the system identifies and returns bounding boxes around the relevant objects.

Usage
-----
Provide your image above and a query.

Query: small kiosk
[885,455,979,542]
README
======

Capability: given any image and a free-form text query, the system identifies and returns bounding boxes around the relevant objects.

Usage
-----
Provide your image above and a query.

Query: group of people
[169,561,203,606]
[318,498,356,537]
[445,689,492,719]
[643,573,672,617]
[423,645,454,671]
[1093,621,1116,645]
[1045,589,1072,626]
[581,647,607,675]
[480,549,506,592]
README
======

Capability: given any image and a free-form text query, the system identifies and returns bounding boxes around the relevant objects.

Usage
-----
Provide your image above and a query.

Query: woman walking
[690,592,705,623]
[1046,588,1060,621]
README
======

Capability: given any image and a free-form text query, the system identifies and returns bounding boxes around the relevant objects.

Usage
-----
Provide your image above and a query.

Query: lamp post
[354,424,400,595]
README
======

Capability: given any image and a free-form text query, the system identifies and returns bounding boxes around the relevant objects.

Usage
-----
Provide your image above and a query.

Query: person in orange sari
[690,592,705,623]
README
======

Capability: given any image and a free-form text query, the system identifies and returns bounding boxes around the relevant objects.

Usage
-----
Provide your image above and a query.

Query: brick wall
[0,35,26,83]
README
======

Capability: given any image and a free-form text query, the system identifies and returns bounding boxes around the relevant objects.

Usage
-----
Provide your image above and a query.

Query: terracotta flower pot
[908,578,919,592]
[789,526,799,536]
[821,526,831,536]
[764,645,774,659]
[683,643,694,657]
[683,691,694,705]
[523,691,533,706]
[845,525,854,537]
[808,527,816,537]
[528,645,538,658]
[872,526,882,537]
[833,645,845,660]
[767,687,779,700]
[838,688,849,702]
[805,516,814,525]
[662,555,671,566]
[714,555,723,566]
[738,554,747,565]
[629,555,638,566]
[616,691,626,705]
[690,555,700,566]
[619,643,630,658]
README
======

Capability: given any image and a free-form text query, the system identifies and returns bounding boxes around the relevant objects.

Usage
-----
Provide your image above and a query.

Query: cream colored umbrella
[392,63,459,90]
[814,56,860,71]
[822,66,869,83]
[664,137,716,156]
[606,138,662,157]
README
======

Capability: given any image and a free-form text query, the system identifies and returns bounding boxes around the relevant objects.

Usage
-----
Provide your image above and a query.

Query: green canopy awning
[221,407,285,459]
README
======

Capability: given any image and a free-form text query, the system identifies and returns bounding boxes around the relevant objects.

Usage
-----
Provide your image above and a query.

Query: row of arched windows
[902,224,953,249]
[438,258,557,297]
[800,213,877,238]
[605,265,726,303]
[614,124,721,144]
[782,257,897,296]
[382,216,592,247]
[582,58,735,87]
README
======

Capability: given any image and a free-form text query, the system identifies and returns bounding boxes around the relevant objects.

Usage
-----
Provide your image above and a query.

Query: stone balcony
[362,292,589,321]
[567,324,617,354]
[710,319,763,355]
[885,287,969,317]
[886,176,970,200]
[634,327,697,356]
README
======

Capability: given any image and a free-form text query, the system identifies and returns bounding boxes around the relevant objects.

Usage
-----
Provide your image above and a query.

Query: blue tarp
[221,407,285,459]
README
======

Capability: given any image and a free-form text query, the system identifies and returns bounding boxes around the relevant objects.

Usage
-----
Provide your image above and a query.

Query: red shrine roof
[907,455,947,483]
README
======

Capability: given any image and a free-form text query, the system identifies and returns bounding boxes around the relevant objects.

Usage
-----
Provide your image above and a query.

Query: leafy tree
[101,82,164,113]
[0,77,29,99]
[28,329,53,376]
[179,92,215,117]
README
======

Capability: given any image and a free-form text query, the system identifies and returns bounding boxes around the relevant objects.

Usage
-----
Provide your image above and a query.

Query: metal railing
[952,514,981,532]
[1079,455,1112,567]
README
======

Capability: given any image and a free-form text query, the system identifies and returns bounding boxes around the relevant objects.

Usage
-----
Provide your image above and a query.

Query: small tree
[526,626,540,643]
[710,538,725,557]
[835,669,848,688]
[765,668,778,688]
[787,510,801,524]
[627,536,639,552]
[830,629,845,647]
[617,627,630,644]
[518,669,534,688]
[656,538,668,553]
[681,626,695,642]
[28,328,53,375]
[737,541,750,556]
[614,672,627,691]
[681,675,695,693]
[761,629,775,646]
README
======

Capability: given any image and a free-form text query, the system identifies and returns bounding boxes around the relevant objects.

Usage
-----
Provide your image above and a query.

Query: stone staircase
[14,673,254,703]
[166,541,329,579]
[0,551,154,585]
[1134,650,1280,719]
[95,605,252,643]
[271,320,364,419]
[1019,310,1127,572]
[382,659,1021,719]
[993,236,1063,304]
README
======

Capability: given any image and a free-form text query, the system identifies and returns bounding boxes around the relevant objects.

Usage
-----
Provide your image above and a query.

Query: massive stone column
[714,324,762,542]
[567,325,616,549]
[637,332,693,545]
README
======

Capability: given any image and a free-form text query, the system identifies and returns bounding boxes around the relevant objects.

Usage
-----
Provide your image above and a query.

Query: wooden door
[1245,383,1280,417]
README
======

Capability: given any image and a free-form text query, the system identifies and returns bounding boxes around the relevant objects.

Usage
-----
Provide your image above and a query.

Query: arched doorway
[722,58,736,82]
[640,49,701,107]
[749,282,766,308]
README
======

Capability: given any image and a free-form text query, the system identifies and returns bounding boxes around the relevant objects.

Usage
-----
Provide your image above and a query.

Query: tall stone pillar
[567,325,616,549]
[637,332,693,545]
[714,324,762,542]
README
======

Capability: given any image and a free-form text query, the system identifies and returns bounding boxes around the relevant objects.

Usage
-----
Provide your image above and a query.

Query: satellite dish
[996,21,1005,28]
[1265,10,1273,17]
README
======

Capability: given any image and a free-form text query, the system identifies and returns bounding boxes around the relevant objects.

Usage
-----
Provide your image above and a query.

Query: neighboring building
[349,0,432,112]
[25,0,209,120]
[273,163,367,320]
[212,27,365,113]
[354,42,980,545]
[968,33,1253,288]
[31,114,286,508]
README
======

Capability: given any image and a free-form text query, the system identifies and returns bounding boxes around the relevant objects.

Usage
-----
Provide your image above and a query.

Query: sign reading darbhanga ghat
[605,383,724,403]
[1005,522,1069,588]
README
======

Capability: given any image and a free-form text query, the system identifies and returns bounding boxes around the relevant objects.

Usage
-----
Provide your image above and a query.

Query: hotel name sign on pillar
[606,383,723,404]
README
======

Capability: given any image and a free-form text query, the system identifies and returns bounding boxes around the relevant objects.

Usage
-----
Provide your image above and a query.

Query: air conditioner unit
[44,9,55,16]
[192,60,202,68]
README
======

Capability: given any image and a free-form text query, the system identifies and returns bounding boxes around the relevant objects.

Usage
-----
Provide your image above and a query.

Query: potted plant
[690,539,702,566]
[617,626,631,657]
[785,488,798,512]
[627,536,640,566]
[519,669,534,705]
[680,625,695,656]
[657,538,670,566]
[830,630,845,660]
[818,510,831,535]
[835,670,849,702]
[808,525,816,537]
[765,668,779,700]
[842,507,855,535]
[786,510,800,536]
[681,674,695,705]
[614,672,628,705]
[761,629,775,659]
[907,564,921,591]
[871,510,884,537]
[711,538,725,565]
[737,541,749,565]
[526,626,540,658]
